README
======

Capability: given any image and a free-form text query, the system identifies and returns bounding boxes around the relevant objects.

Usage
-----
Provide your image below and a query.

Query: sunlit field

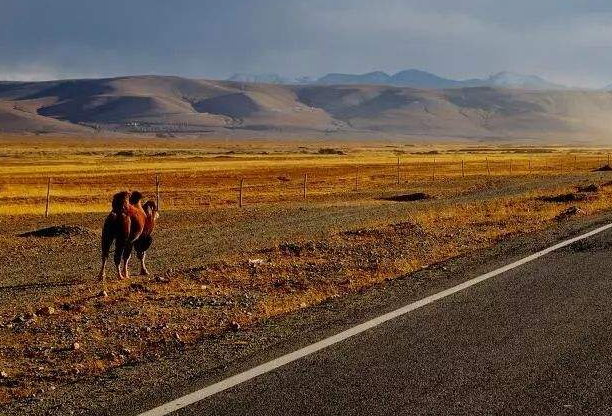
[1,134,612,216]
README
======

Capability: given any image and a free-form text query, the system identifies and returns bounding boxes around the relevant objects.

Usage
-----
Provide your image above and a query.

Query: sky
[2,0,612,87]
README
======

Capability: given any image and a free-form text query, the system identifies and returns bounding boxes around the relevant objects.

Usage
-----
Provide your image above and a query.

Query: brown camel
[98,191,159,287]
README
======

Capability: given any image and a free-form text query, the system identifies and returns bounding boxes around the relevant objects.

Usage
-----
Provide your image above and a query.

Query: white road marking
[138,222,612,416]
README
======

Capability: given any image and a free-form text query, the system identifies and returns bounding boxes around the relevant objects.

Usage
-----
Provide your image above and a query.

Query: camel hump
[129,190,144,205]
[111,191,130,215]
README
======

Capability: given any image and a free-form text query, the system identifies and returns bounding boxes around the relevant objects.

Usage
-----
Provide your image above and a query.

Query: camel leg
[135,235,152,276]
[114,215,131,280]
[98,254,109,296]
[99,256,109,295]
[137,250,149,276]
[99,216,115,279]
[98,216,114,294]
[122,242,134,279]
[114,238,126,279]
[99,257,108,280]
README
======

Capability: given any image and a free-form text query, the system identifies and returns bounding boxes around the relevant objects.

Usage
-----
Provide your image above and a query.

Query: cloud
[1,0,612,87]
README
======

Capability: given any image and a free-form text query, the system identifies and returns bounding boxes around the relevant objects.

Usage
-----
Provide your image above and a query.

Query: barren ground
[2,136,612,414]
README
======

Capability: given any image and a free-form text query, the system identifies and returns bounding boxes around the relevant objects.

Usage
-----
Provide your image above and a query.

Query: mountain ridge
[1,75,612,141]
[228,69,572,90]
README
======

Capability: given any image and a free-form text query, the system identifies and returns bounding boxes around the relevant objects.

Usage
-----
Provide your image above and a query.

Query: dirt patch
[317,148,345,155]
[539,193,591,203]
[593,165,612,172]
[555,206,583,221]
[113,150,137,157]
[279,242,304,256]
[576,184,599,193]
[383,193,431,202]
[18,225,95,238]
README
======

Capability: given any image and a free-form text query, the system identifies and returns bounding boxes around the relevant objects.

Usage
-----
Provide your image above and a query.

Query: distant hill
[1,75,612,141]
[228,73,291,84]
[316,69,466,88]
[482,71,566,90]
[317,71,392,86]
[316,70,568,90]
[229,69,569,90]
[389,69,467,89]
[227,73,317,85]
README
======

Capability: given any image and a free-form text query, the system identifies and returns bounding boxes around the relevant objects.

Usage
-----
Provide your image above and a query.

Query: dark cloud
[2,0,612,87]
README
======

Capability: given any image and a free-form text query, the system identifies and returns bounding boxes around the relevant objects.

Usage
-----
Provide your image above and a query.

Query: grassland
[3,133,612,410]
[1,134,612,215]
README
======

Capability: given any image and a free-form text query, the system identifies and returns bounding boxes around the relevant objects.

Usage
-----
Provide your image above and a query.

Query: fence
[3,154,611,216]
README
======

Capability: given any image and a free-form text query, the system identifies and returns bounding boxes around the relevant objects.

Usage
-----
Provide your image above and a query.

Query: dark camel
[98,191,159,287]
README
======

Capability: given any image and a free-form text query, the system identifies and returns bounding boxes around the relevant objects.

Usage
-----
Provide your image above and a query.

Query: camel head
[143,200,160,220]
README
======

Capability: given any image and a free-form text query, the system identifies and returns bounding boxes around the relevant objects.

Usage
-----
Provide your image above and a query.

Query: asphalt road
[151,225,612,416]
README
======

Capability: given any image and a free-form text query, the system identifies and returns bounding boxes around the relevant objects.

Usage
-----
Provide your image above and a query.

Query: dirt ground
[3,136,612,413]
[2,168,612,412]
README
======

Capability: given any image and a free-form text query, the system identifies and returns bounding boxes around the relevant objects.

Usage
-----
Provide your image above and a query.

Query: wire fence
[2,154,611,216]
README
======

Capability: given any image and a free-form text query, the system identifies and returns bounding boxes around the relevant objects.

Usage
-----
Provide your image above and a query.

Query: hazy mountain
[228,70,568,90]
[482,71,566,90]
[316,70,566,90]
[227,73,317,85]
[316,69,467,88]
[389,69,466,89]
[227,73,292,84]
[2,75,611,140]
[317,71,392,85]
[293,76,319,84]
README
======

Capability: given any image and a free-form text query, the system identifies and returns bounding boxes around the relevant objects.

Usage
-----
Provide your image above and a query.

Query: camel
[98,190,159,289]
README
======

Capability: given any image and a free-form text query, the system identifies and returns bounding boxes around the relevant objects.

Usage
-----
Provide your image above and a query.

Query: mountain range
[227,70,568,90]
[2,75,612,141]
[227,73,318,85]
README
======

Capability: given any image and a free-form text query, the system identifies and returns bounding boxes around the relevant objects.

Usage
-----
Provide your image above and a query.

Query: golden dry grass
[1,134,612,215]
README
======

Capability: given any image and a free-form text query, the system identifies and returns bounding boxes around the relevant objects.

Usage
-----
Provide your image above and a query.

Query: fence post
[574,155,577,171]
[397,156,400,185]
[45,177,51,218]
[461,159,465,178]
[529,157,532,173]
[486,157,490,176]
[608,153,610,166]
[303,173,307,199]
[509,160,512,175]
[432,158,436,181]
[239,178,244,208]
[354,166,359,191]
[155,173,160,210]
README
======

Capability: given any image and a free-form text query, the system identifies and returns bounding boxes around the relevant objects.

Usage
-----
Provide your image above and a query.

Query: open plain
[2,134,612,414]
